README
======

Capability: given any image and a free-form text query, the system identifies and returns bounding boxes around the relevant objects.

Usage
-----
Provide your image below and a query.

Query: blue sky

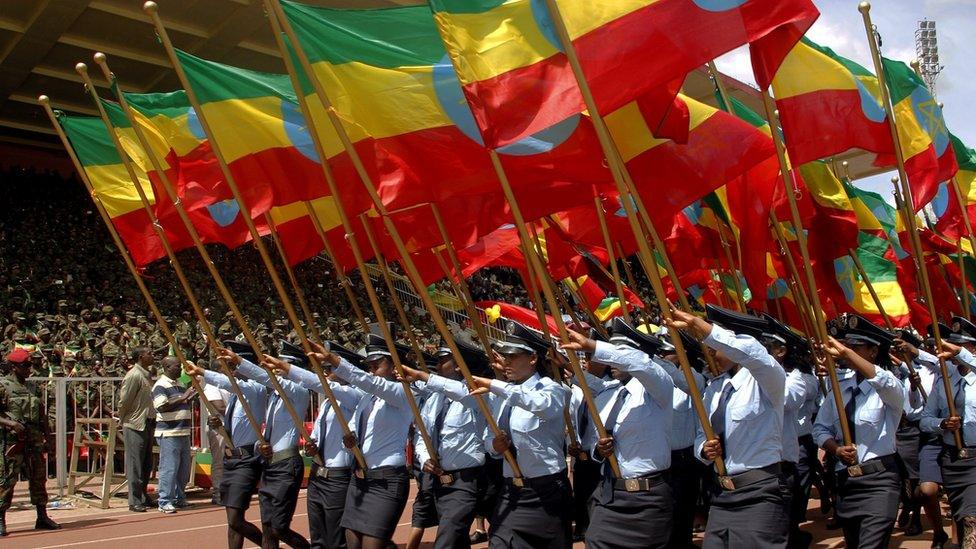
[713,0,976,202]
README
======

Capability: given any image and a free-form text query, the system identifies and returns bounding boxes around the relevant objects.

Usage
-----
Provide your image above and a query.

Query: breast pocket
[443,407,470,428]
[856,403,885,425]
[728,399,763,422]
[510,412,541,434]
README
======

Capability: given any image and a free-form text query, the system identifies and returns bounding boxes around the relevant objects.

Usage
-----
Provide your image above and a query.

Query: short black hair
[130,346,149,363]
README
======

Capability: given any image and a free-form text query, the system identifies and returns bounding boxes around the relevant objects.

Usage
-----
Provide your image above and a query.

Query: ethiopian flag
[58,113,175,267]
[278,0,612,214]
[173,49,370,215]
[879,57,958,211]
[99,96,262,250]
[772,37,892,165]
[429,0,818,148]
[936,134,976,241]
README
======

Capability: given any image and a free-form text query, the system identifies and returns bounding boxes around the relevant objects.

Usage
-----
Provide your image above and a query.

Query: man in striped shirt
[152,357,196,514]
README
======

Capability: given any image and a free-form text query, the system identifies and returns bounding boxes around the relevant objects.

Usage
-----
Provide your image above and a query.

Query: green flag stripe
[59,114,123,167]
[280,0,443,68]
[880,57,923,105]
[175,49,296,104]
[950,133,976,171]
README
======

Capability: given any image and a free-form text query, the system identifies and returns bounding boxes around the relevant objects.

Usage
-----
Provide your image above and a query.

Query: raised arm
[704,325,785,402]
[333,359,408,407]
[488,379,567,421]
[591,341,673,408]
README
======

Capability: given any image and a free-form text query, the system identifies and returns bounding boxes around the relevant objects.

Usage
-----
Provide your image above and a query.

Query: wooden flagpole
[126,14,361,466]
[264,213,323,343]
[40,94,240,456]
[760,90,853,448]
[959,240,973,321]
[590,195,632,321]
[258,0,522,478]
[848,249,895,330]
[859,1,962,449]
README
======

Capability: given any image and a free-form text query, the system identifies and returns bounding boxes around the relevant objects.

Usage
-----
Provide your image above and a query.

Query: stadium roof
[0,0,884,179]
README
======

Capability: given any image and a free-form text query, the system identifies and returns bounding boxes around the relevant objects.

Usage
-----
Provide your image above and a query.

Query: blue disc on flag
[207,199,240,227]
[855,79,887,123]
[187,107,206,140]
[909,86,950,156]
[281,100,321,162]
[432,54,579,156]
[692,0,748,12]
[834,256,857,302]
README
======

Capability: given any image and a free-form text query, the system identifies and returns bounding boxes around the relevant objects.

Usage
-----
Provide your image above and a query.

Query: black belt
[944,446,976,460]
[613,470,668,492]
[314,465,351,479]
[840,453,899,479]
[504,470,566,490]
[358,465,408,480]
[436,465,481,485]
[717,462,782,491]
[228,445,256,458]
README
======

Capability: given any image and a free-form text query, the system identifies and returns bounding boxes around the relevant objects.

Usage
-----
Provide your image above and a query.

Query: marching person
[813,315,905,549]
[561,318,677,548]
[184,342,267,549]
[270,341,366,549]
[669,305,789,549]
[116,346,156,513]
[762,315,813,549]
[921,336,976,548]
[396,338,491,549]
[307,332,414,549]
[221,341,310,549]
[0,348,61,537]
[462,321,573,548]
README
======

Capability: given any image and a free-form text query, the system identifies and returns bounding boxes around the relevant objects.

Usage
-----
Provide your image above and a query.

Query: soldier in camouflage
[0,348,60,536]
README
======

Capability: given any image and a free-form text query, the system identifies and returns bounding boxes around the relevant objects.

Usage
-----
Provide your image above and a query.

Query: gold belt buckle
[959,448,972,459]
[439,473,455,485]
[624,478,640,492]
[718,475,735,491]
[847,464,863,477]
[511,477,524,488]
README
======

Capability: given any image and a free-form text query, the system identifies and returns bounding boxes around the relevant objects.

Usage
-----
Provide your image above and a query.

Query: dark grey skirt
[939,448,976,521]
[341,466,410,540]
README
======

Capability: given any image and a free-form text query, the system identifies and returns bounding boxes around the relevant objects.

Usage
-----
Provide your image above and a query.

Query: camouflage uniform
[0,373,49,512]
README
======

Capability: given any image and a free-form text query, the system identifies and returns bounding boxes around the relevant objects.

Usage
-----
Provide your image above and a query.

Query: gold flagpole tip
[841,161,849,167]
[75,62,88,75]
[858,2,870,12]
[93,52,106,64]
[38,95,49,105]
[891,176,900,184]
[143,1,158,13]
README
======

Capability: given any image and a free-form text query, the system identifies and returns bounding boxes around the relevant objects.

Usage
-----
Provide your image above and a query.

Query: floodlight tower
[915,19,943,96]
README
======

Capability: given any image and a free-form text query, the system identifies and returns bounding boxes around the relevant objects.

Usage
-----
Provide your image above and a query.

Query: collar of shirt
[514,372,542,389]
[963,371,976,387]
[729,366,750,392]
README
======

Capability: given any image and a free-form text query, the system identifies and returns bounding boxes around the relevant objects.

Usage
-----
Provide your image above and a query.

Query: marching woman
[307,333,414,549]
[464,321,573,548]
[669,305,789,549]
[813,316,905,549]
[921,336,976,548]
[561,319,676,548]
[267,341,366,549]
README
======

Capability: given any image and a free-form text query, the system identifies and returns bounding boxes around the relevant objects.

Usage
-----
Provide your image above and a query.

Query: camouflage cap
[12,311,25,320]
[57,300,68,307]
[37,328,51,337]
[101,305,113,314]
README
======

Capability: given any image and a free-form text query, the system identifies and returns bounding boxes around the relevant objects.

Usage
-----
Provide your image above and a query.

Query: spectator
[151,356,196,514]
[117,346,156,513]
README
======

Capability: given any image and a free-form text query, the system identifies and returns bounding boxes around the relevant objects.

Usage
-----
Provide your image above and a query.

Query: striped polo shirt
[152,374,192,437]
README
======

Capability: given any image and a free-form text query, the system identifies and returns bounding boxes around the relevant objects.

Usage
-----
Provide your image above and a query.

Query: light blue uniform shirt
[414,374,487,471]
[485,373,571,479]
[813,367,904,471]
[694,325,786,475]
[584,342,675,477]
[797,372,820,437]
[782,368,809,463]
[237,360,310,453]
[921,347,976,445]
[202,370,267,449]
[655,357,705,451]
[286,366,365,468]
[333,359,414,469]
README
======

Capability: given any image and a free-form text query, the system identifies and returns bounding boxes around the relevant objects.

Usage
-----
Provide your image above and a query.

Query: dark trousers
[432,467,483,549]
[587,474,673,549]
[490,472,573,548]
[667,447,702,549]
[571,458,601,535]
[124,425,154,507]
[703,472,791,549]
[307,468,351,549]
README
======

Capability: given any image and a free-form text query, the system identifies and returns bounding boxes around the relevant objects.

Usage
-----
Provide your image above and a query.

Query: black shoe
[898,507,912,528]
[906,513,923,536]
[35,515,61,531]
[931,530,950,549]
[469,530,488,544]
[129,505,148,513]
